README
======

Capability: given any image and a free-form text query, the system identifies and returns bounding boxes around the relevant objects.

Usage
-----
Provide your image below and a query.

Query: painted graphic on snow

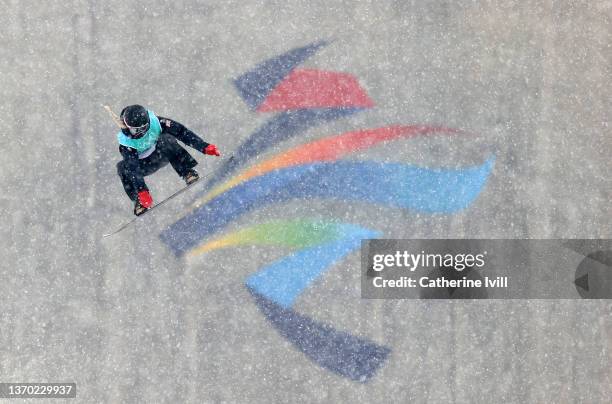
[161,41,495,382]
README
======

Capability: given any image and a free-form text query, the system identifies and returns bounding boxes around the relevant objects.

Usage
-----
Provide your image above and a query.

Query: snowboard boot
[183,169,199,185]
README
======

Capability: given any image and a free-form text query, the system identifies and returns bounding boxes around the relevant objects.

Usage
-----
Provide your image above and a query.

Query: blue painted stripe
[160,159,495,255]
[246,226,379,308]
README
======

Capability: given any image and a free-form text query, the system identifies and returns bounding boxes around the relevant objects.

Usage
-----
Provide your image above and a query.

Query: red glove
[204,144,220,156]
[137,190,153,208]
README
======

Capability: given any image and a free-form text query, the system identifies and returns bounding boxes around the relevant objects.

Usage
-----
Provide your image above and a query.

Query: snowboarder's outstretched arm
[157,116,220,155]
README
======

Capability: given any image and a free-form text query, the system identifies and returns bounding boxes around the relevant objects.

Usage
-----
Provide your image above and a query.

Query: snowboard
[102,177,201,238]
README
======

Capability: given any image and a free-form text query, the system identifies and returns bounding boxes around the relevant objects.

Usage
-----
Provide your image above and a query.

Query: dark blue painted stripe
[248,287,391,382]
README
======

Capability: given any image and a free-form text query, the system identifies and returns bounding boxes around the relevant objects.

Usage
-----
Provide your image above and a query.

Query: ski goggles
[124,121,149,137]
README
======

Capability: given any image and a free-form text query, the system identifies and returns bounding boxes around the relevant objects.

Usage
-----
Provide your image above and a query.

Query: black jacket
[118,115,209,192]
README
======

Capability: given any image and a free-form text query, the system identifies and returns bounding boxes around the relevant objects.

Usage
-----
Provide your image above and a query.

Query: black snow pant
[117,133,198,201]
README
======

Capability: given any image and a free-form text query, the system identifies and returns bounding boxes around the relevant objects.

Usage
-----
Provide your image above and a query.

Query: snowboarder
[115,104,220,215]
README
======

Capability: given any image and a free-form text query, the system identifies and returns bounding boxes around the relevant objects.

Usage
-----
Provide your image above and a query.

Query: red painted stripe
[257,69,375,112]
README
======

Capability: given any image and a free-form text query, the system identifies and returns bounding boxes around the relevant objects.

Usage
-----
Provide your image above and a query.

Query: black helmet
[121,104,150,137]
